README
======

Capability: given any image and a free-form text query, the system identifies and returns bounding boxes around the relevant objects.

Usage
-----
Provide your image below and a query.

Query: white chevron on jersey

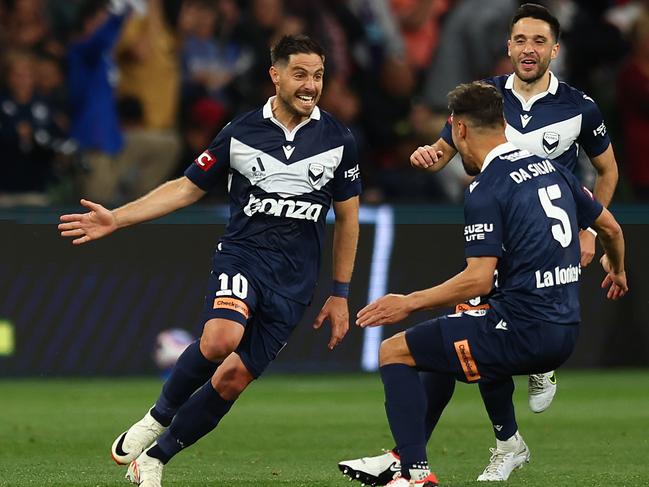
[505,114,582,159]
[229,137,344,197]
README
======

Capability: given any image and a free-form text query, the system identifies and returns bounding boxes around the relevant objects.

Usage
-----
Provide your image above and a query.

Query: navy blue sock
[148,381,235,463]
[421,371,456,443]
[380,364,428,480]
[479,378,517,441]
[151,340,220,426]
[391,372,455,455]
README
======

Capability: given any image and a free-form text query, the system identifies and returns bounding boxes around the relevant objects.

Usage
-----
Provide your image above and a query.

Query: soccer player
[59,35,361,486]
[350,81,627,486]
[339,5,620,483]
[422,1,619,413]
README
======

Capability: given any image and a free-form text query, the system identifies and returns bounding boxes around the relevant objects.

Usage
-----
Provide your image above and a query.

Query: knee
[200,334,237,361]
[212,363,253,400]
[199,321,242,361]
[379,332,415,367]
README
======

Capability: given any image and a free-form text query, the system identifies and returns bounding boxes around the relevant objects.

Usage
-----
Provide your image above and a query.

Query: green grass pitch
[1,370,647,486]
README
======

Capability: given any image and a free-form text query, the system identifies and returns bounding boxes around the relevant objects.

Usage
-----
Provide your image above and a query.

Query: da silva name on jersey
[509,158,557,184]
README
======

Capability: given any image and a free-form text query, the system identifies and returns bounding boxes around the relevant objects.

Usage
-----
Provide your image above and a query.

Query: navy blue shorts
[202,249,307,378]
[405,309,578,383]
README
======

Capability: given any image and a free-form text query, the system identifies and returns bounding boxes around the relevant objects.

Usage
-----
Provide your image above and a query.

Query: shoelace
[482,447,511,476]
[528,374,546,394]
[140,457,163,484]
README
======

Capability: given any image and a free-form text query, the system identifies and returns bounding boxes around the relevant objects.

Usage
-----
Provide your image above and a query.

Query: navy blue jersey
[185,98,362,304]
[464,142,603,326]
[441,73,611,173]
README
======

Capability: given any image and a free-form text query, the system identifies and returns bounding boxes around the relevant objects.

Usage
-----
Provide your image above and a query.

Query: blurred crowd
[1,0,648,206]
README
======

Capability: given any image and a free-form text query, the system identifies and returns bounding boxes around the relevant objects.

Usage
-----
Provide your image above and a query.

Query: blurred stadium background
[1,0,648,485]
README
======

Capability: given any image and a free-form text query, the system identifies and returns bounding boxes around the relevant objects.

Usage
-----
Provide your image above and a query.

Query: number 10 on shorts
[215,273,249,299]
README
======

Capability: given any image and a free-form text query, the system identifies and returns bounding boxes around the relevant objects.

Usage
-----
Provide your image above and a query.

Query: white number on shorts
[538,184,572,248]
[215,273,249,299]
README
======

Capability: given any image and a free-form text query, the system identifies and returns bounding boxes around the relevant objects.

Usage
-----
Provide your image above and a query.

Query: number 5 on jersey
[538,184,572,248]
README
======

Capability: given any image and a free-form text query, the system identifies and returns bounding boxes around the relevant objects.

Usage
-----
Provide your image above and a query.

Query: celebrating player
[59,35,361,486]
[340,5,620,484]
[348,81,626,487]
[418,0,619,413]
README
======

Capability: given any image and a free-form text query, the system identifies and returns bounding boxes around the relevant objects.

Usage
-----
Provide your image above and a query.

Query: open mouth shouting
[296,93,317,110]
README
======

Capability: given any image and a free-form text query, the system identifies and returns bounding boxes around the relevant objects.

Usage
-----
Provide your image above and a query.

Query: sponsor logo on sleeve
[454,339,481,382]
[593,122,607,138]
[195,150,217,171]
[464,223,494,242]
[213,297,250,319]
[344,164,360,181]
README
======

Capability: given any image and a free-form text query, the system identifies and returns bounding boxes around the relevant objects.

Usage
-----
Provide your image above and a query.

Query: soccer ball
[153,328,194,370]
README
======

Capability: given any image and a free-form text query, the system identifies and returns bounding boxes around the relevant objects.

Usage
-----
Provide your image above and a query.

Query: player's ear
[550,42,560,60]
[269,65,280,86]
[458,120,467,140]
[507,39,512,57]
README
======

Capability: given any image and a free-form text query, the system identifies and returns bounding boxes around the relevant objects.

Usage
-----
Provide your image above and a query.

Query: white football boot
[477,431,530,481]
[111,409,167,465]
[528,371,557,413]
[338,450,401,485]
[125,445,164,486]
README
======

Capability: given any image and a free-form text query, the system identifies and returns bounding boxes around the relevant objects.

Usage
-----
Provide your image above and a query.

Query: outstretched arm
[59,176,206,244]
[356,256,497,327]
[312,196,360,350]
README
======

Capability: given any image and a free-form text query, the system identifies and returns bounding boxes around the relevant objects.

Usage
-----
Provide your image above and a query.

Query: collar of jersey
[482,141,518,172]
[505,71,559,112]
[263,96,321,142]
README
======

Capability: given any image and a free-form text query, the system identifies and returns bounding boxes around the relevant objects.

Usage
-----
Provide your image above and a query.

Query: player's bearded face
[508,18,558,83]
[276,53,324,117]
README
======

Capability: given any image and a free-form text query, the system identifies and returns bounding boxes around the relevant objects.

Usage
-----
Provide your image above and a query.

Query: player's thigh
[405,315,460,378]
[407,311,513,383]
[203,256,259,326]
[235,290,307,378]
[200,255,260,358]
[412,311,580,383]
[379,332,416,367]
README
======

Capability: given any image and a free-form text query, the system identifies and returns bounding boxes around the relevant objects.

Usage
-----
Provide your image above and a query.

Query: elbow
[471,276,494,298]
[603,219,623,242]
[475,281,494,298]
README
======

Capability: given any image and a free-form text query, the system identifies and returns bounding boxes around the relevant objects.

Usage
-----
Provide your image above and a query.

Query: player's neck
[513,71,552,101]
[473,134,509,171]
[271,98,309,131]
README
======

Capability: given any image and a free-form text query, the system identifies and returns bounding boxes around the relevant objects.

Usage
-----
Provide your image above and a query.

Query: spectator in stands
[178,0,253,110]
[66,0,131,204]
[361,56,447,202]
[112,0,180,202]
[0,50,67,205]
[390,0,449,77]
[617,7,649,201]
[421,0,518,111]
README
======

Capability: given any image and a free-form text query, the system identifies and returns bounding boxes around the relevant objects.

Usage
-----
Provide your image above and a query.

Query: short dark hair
[448,82,504,129]
[270,35,325,66]
[511,3,561,42]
